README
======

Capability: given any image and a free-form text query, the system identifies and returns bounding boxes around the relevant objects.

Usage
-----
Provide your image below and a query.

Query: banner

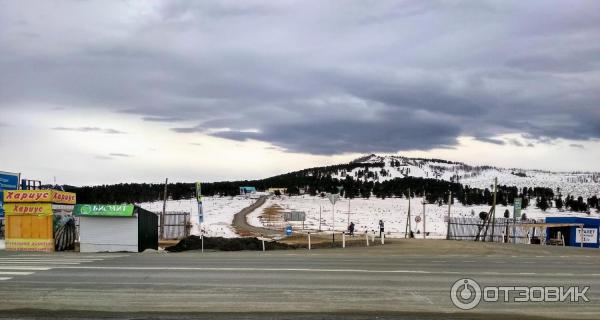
[74,204,135,217]
[576,228,598,244]
[52,191,77,204]
[196,181,204,224]
[196,181,202,203]
[0,171,20,217]
[5,238,54,252]
[3,190,76,204]
[513,198,522,218]
[3,203,53,216]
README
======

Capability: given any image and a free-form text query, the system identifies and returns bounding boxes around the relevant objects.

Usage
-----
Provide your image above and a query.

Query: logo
[80,205,92,215]
[451,278,590,310]
[451,278,482,310]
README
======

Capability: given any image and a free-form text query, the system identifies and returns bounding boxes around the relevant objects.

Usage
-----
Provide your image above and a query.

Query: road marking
[46,266,600,277]
[0,259,100,263]
[0,272,34,276]
[0,266,52,271]
[0,277,12,281]
[0,262,82,265]
[0,257,103,260]
[0,259,99,262]
[14,255,127,258]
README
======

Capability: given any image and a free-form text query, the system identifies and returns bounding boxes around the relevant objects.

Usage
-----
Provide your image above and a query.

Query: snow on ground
[248,195,600,238]
[138,196,254,238]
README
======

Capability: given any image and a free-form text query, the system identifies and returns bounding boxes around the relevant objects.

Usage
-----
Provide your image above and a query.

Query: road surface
[231,196,282,237]
[0,240,598,319]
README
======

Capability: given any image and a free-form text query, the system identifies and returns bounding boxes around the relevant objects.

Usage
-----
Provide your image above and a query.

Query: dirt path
[231,196,283,237]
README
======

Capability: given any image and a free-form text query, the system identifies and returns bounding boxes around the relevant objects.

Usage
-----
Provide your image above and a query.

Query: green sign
[513,198,522,219]
[74,204,135,217]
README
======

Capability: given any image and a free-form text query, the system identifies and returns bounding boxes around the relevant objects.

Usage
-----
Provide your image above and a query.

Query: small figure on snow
[348,222,355,236]
[379,220,385,238]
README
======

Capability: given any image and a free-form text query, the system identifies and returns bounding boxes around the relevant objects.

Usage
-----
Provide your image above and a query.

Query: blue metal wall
[545,217,600,248]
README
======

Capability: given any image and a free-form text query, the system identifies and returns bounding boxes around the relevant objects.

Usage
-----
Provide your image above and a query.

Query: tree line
[62,167,600,213]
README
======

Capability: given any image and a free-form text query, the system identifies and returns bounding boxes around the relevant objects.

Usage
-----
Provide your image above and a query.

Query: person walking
[348,222,355,236]
[379,220,384,238]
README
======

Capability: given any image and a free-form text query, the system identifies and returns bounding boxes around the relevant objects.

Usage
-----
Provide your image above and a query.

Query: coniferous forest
[63,163,598,213]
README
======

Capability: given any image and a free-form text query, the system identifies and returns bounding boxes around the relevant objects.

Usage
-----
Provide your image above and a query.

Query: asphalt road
[0,240,599,320]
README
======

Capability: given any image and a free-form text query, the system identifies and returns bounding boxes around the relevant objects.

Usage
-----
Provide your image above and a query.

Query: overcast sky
[0,1,599,186]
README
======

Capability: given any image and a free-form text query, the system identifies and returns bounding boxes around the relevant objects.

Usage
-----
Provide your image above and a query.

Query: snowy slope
[137,196,254,238]
[247,195,600,239]
[334,154,600,198]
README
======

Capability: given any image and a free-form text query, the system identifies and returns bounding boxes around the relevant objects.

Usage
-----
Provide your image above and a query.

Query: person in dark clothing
[348,222,355,236]
[379,220,384,238]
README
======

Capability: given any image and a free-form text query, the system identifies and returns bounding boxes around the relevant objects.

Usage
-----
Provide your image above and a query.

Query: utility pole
[347,198,351,228]
[422,190,426,239]
[446,191,452,240]
[405,188,412,238]
[319,205,322,232]
[490,177,498,242]
[161,178,168,240]
[332,200,336,245]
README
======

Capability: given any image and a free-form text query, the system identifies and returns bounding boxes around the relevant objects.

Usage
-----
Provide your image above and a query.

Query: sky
[0,1,599,186]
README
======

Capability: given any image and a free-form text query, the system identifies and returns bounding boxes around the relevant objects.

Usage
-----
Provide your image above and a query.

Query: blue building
[545,217,600,248]
[239,186,257,195]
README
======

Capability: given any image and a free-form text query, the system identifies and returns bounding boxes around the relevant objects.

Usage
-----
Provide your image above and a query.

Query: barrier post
[381,233,385,245]
[308,232,311,250]
[365,231,369,247]
[342,232,346,248]
[262,239,266,252]
[201,234,204,253]
[371,231,375,243]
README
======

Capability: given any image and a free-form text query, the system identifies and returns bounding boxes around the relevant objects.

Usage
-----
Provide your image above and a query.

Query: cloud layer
[1,1,599,155]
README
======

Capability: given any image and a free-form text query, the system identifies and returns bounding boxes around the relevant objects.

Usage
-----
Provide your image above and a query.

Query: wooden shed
[3,190,76,252]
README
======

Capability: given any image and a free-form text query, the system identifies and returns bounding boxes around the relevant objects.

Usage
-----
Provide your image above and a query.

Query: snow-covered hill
[338,154,599,198]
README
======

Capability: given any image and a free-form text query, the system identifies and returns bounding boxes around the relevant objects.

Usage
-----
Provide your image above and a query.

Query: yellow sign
[5,238,54,252]
[3,203,53,216]
[3,190,76,204]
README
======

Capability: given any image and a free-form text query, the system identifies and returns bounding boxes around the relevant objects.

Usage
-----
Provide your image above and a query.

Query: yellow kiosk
[3,190,76,252]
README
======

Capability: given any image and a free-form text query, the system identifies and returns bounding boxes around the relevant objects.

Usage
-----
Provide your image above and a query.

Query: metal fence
[448,217,546,244]
[160,212,191,240]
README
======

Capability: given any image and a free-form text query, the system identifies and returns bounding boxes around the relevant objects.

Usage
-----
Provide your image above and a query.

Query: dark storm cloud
[1,1,599,155]
[52,127,126,134]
